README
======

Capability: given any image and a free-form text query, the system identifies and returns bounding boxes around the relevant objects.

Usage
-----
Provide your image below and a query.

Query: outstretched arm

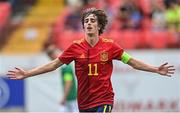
[7,58,63,79]
[127,58,175,77]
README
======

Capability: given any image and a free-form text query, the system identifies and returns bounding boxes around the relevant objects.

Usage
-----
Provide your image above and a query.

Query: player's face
[84,14,99,35]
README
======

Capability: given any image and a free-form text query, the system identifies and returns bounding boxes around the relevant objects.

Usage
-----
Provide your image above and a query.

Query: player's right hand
[7,67,27,80]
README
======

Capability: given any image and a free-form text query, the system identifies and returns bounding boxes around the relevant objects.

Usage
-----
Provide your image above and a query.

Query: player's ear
[98,22,102,30]
[98,25,101,30]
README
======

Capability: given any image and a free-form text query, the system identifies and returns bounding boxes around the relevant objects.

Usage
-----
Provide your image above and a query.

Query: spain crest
[100,51,108,61]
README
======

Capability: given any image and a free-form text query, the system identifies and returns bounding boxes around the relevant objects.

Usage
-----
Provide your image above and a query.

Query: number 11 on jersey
[88,63,98,76]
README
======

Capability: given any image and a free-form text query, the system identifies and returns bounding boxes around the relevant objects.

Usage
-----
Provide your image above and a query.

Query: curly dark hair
[81,8,108,35]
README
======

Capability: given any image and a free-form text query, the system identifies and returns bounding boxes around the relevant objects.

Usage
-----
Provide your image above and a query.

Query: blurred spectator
[0,1,11,50]
[0,0,8,1]
[64,0,79,6]
[165,1,180,47]
[164,0,176,9]
[64,3,82,31]
[82,0,104,9]
[151,0,167,31]
[102,0,116,31]
[165,1,180,32]
[113,0,143,30]
[54,0,180,49]
[82,0,98,8]
[7,0,37,15]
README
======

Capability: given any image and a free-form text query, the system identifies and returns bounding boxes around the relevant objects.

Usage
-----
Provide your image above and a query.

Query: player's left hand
[158,62,175,77]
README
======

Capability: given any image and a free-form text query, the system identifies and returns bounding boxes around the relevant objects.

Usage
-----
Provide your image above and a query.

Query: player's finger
[161,62,168,67]
[7,74,15,78]
[7,71,16,74]
[15,67,21,71]
[168,72,174,74]
[8,70,15,73]
[9,77,18,80]
[8,76,16,79]
[167,65,174,68]
[168,68,175,71]
[7,74,14,76]
[8,75,16,78]
[7,73,15,76]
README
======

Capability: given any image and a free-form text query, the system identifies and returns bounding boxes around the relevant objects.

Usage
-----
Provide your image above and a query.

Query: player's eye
[91,19,96,23]
[84,19,89,23]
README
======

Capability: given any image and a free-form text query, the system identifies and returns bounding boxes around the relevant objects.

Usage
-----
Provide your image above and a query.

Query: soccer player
[46,45,78,112]
[7,8,175,112]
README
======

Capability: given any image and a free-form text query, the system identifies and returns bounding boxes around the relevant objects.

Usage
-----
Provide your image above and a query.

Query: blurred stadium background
[0,0,179,112]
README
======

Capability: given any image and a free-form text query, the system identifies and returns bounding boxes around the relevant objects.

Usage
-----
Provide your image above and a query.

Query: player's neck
[85,34,99,47]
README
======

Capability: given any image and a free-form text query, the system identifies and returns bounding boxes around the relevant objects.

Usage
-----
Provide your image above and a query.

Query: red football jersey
[59,38,124,110]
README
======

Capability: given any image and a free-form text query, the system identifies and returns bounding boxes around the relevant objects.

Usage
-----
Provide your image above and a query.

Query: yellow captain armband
[121,52,132,64]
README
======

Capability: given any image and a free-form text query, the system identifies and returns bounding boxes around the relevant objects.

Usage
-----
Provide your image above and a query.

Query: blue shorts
[79,104,113,113]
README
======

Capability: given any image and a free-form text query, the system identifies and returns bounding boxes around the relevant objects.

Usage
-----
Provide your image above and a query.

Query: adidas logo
[80,53,85,58]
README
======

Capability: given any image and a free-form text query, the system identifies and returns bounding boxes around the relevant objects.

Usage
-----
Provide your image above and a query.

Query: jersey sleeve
[111,42,132,64]
[59,44,76,64]
[112,42,124,60]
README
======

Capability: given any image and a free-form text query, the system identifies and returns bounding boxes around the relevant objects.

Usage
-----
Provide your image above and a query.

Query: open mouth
[87,26,92,30]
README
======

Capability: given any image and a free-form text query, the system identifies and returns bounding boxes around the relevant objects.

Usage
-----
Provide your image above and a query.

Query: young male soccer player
[7,8,175,112]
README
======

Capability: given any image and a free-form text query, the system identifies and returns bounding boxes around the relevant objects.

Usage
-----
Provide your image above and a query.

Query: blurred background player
[46,45,78,112]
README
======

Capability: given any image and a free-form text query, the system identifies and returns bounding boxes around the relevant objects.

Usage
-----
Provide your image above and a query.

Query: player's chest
[75,46,112,63]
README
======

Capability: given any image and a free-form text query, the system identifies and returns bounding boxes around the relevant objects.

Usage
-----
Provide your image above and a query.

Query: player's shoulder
[73,38,84,44]
[101,38,114,43]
